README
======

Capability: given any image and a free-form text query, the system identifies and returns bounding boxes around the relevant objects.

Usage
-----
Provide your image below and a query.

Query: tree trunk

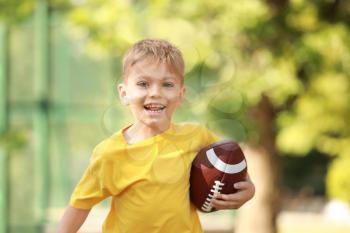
[235,95,279,233]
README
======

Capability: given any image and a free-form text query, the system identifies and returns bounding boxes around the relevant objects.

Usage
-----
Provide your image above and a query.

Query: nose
[148,84,162,98]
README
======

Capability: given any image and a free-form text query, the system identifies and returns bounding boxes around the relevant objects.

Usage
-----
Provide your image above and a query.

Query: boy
[57,39,255,233]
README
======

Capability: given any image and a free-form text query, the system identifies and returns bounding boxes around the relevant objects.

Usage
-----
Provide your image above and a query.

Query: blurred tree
[63,0,350,233]
[0,0,71,23]
[0,0,35,23]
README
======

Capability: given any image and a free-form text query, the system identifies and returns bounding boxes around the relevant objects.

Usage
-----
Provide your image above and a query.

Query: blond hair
[122,39,185,83]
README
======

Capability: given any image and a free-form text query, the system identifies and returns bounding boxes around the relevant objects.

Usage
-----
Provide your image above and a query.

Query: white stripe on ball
[206,148,246,174]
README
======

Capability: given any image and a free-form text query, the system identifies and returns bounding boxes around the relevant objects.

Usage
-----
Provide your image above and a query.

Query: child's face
[118,58,186,129]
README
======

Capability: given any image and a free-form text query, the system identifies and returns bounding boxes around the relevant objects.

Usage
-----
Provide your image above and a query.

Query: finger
[236,181,256,199]
[211,199,240,209]
[234,181,253,190]
[215,193,242,202]
[223,192,247,202]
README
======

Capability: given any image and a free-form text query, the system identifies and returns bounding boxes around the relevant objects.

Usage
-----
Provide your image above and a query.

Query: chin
[142,119,170,129]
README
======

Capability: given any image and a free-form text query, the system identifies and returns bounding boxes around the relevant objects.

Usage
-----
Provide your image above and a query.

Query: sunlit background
[0,0,350,233]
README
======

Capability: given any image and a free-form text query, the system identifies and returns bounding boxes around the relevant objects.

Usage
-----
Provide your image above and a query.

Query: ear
[178,85,186,106]
[118,83,129,105]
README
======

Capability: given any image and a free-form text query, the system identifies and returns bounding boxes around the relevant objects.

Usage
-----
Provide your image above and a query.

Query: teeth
[148,109,163,113]
[145,104,164,108]
[144,104,165,111]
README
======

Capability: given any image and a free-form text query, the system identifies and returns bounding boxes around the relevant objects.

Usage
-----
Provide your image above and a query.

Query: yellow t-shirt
[70,122,220,233]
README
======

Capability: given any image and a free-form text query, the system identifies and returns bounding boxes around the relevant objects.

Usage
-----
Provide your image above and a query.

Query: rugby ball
[190,140,247,212]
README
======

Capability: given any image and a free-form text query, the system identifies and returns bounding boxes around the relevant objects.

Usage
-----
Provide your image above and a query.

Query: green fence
[1,3,125,233]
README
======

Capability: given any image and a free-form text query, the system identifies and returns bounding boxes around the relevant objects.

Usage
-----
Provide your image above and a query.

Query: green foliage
[0,0,35,23]
[327,156,350,203]
[0,0,71,23]
[275,22,350,158]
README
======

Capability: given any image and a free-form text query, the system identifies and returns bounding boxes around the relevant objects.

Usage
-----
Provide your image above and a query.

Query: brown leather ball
[190,140,247,212]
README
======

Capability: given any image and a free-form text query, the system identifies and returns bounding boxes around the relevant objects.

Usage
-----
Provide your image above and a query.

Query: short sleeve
[201,125,220,146]
[69,145,112,209]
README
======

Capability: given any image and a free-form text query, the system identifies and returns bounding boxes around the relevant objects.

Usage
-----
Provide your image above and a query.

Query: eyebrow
[163,76,177,81]
[136,75,177,81]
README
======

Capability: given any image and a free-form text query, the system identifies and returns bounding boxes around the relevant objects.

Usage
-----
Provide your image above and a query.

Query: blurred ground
[46,206,350,233]
[278,211,350,233]
[45,207,236,233]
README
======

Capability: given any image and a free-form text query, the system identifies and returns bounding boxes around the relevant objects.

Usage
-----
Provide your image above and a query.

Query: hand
[211,176,255,210]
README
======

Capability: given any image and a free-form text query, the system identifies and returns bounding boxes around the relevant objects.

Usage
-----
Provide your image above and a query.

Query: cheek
[169,93,183,104]
[166,96,182,111]
[127,91,147,104]
[165,89,182,100]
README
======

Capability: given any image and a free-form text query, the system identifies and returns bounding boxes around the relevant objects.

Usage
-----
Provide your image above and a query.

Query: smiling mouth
[144,104,166,113]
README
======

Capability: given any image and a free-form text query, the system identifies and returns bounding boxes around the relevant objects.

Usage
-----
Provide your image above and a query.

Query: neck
[124,122,171,144]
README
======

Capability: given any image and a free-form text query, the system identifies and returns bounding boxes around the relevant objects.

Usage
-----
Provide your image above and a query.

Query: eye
[137,81,148,87]
[163,82,174,88]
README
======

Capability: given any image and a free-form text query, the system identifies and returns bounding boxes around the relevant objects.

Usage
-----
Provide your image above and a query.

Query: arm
[56,205,91,233]
[211,173,255,210]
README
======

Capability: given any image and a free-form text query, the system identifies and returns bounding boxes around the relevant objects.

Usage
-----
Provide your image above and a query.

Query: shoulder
[172,122,219,141]
[170,122,220,150]
[173,121,202,131]
[89,135,119,164]
[173,122,215,134]
[170,122,202,138]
